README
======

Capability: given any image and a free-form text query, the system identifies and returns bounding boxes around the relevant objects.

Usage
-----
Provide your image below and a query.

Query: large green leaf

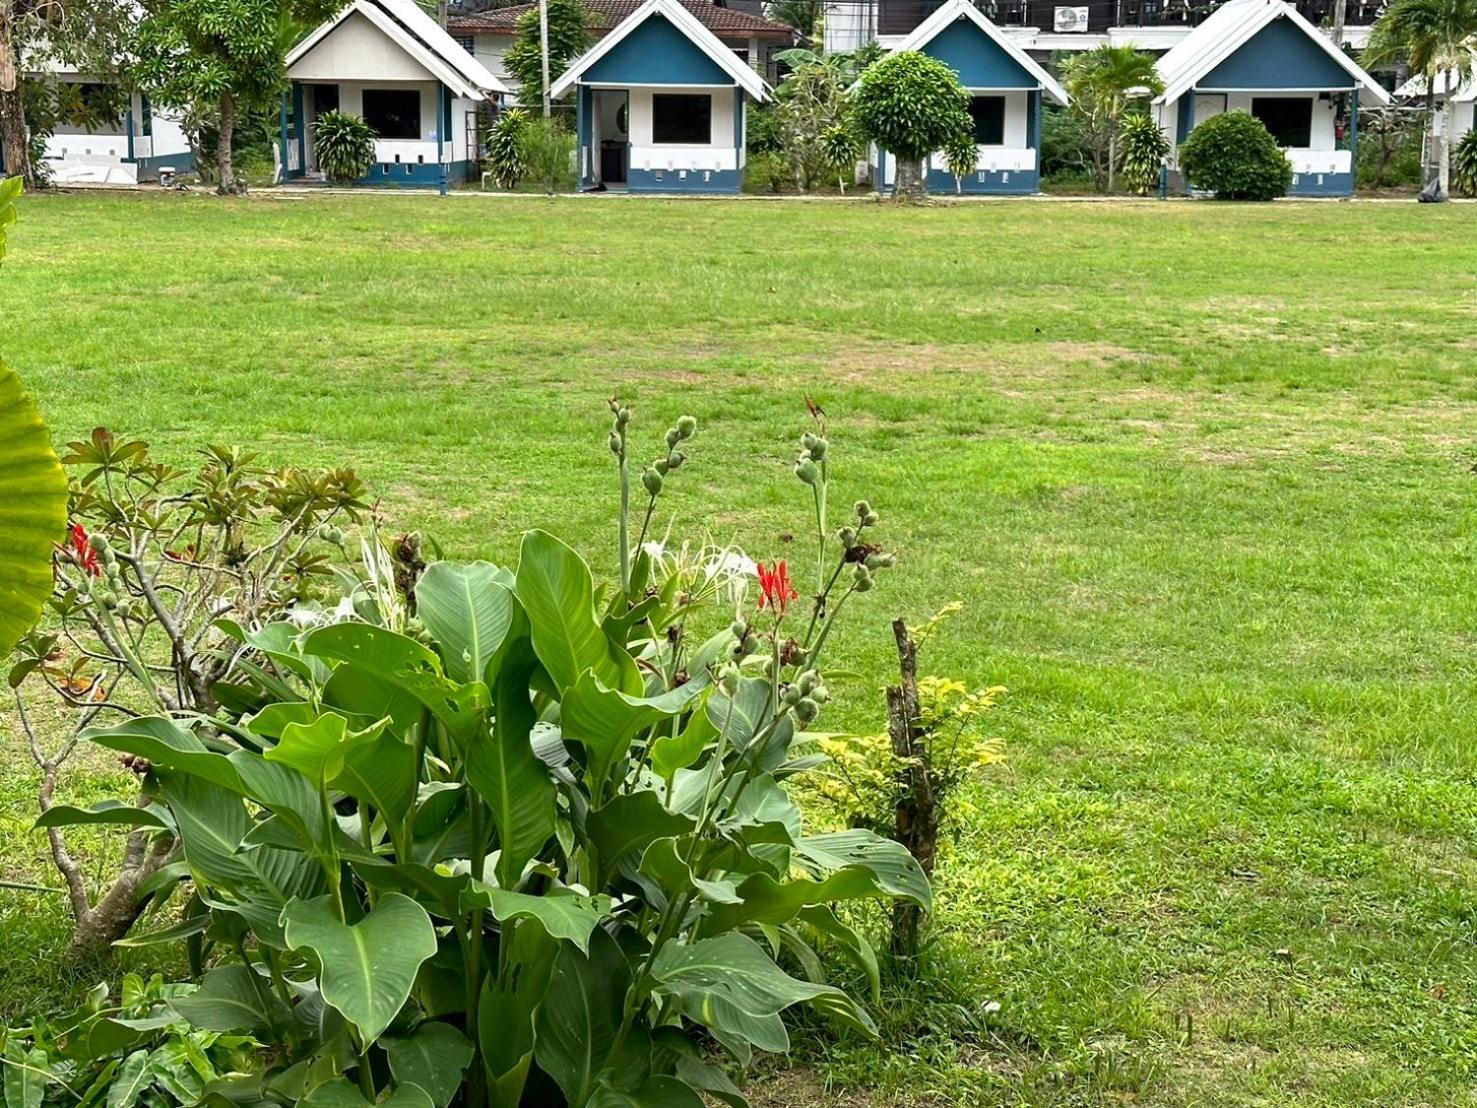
[106,1050,151,1108]
[704,678,773,754]
[414,561,515,684]
[33,800,171,832]
[300,1079,434,1108]
[586,791,695,890]
[794,830,931,910]
[383,1023,474,1108]
[170,964,290,1035]
[83,717,242,792]
[302,623,488,745]
[460,884,608,954]
[334,729,417,825]
[651,933,875,1046]
[479,919,556,1108]
[264,711,388,786]
[282,892,437,1043]
[2,1041,47,1108]
[587,1077,705,1108]
[464,605,554,887]
[514,530,640,695]
[561,671,704,798]
[0,250,67,657]
[534,927,630,1108]
[649,707,716,781]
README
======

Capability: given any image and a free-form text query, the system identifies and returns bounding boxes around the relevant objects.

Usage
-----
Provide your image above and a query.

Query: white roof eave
[893,0,1069,105]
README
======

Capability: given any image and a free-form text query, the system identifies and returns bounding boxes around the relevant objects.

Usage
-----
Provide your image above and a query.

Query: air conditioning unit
[1053,5,1089,30]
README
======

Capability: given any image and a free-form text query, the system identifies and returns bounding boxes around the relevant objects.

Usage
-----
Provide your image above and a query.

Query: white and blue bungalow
[282,0,506,191]
[1152,0,1390,197]
[549,0,770,193]
[875,0,1068,195]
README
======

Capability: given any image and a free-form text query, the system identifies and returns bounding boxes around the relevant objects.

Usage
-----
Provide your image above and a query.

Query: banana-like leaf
[459,884,608,954]
[514,530,641,695]
[383,1023,474,1108]
[793,830,931,909]
[170,964,290,1035]
[0,178,67,658]
[561,671,703,799]
[283,892,437,1043]
[3,1041,47,1108]
[638,837,740,906]
[33,800,171,832]
[696,857,926,936]
[464,606,555,887]
[649,707,716,781]
[414,561,515,684]
[83,717,243,792]
[533,927,629,1108]
[300,1079,434,1108]
[106,1050,150,1108]
[479,919,556,1108]
[265,711,388,785]
[334,729,417,825]
[586,791,695,890]
[587,1077,705,1108]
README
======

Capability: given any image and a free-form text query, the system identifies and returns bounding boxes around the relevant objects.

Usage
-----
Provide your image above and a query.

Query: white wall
[314,80,445,166]
[473,34,516,100]
[625,87,741,172]
[1159,92,1350,175]
[291,11,438,82]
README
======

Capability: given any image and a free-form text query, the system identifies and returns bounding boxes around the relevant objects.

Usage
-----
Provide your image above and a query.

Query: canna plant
[71,401,927,1108]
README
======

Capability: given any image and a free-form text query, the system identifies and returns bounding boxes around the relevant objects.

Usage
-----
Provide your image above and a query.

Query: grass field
[3,190,1477,1107]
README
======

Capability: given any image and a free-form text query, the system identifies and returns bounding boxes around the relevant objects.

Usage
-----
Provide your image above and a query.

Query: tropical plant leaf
[514,530,641,695]
[33,800,171,831]
[170,964,290,1035]
[383,1023,474,1108]
[793,829,931,909]
[586,791,694,889]
[2,1041,47,1108]
[83,717,242,792]
[533,927,629,1107]
[479,919,556,1108]
[414,561,516,684]
[587,1077,705,1108]
[105,1050,151,1108]
[283,892,438,1043]
[460,885,608,953]
[561,671,704,798]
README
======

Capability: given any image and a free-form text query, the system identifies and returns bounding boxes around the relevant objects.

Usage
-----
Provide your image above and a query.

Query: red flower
[756,560,799,616]
[68,524,101,578]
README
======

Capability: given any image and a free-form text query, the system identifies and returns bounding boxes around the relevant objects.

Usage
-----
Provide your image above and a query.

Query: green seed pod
[608,432,622,455]
[642,469,663,496]
[797,669,818,694]
[852,564,872,584]
[801,432,819,452]
[853,575,874,593]
[617,407,632,426]
[98,590,118,611]
[667,452,684,470]
[665,428,681,449]
[782,685,802,706]
[793,697,819,723]
[729,619,748,638]
[719,663,741,694]
[676,415,697,438]
[654,458,670,476]
[863,511,880,527]
[88,532,109,553]
[838,526,857,548]
[811,683,829,704]
[795,459,819,485]
[854,500,872,520]
[808,437,828,461]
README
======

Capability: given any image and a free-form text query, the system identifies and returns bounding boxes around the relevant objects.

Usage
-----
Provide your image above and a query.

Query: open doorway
[594,89,629,188]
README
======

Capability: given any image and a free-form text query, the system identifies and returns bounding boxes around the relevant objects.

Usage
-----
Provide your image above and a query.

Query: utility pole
[1332,0,1346,46]
[539,0,551,118]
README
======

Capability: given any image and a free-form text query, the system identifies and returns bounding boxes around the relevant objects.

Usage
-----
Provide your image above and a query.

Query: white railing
[628,145,738,173]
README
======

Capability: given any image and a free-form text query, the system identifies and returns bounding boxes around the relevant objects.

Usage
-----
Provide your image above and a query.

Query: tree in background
[1115,110,1170,194]
[133,0,340,195]
[0,0,137,189]
[1364,0,1477,194]
[852,50,972,200]
[504,0,590,110]
[1059,45,1162,191]
[766,0,823,44]
[770,47,870,191]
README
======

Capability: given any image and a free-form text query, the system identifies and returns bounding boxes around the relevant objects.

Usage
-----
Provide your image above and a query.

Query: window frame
[361,88,422,141]
[651,93,713,145]
[966,95,1007,146]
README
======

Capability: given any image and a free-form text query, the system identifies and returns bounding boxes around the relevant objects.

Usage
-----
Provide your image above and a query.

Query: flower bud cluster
[726,618,755,663]
[607,397,632,456]
[795,431,827,486]
[784,668,830,724]
[642,415,697,497]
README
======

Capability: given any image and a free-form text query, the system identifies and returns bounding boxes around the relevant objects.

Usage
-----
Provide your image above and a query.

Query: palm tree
[1364,0,1477,192]
[1059,46,1164,192]
[766,0,823,44]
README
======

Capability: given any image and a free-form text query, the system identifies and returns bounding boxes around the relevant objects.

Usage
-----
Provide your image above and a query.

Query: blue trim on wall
[1175,93,1195,145]
[279,91,293,180]
[1289,169,1353,196]
[294,84,307,173]
[134,152,198,179]
[125,106,135,161]
[358,160,476,187]
[583,15,735,86]
[1027,89,1041,153]
[1201,16,1353,90]
[578,85,593,187]
[627,166,742,192]
[924,166,1040,194]
[921,19,1037,89]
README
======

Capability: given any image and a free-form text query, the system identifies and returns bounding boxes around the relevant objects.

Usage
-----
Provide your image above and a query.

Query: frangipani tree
[1060,45,1163,192]
[1365,0,1477,194]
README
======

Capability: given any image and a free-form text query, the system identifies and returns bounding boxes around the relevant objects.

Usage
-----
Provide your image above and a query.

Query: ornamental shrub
[62,400,928,1108]
[852,50,972,200]
[1179,110,1293,200]
[1452,130,1477,197]
[941,126,979,194]
[485,108,530,189]
[312,110,378,185]
[1116,111,1170,194]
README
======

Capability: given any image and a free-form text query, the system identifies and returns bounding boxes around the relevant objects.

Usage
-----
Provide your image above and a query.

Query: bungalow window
[1251,97,1313,148]
[967,95,1006,145]
[362,89,421,140]
[652,94,712,144]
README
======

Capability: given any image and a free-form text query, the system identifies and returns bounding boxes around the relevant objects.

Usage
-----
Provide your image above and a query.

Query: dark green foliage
[940,126,979,194]
[770,49,870,192]
[312,110,378,185]
[1451,129,1477,196]
[1179,110,1293,200]
[521,115,577,193]
[1039,103,1089,181]
[1355,105,1424,188]
[851,51,971,197]
[504,0,592,107]
[485,109,530,189]
[1116,111,1170,195]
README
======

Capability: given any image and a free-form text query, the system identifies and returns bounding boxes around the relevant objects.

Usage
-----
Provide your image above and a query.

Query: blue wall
[1200,17,1353,90]
[921,19,1038,89]
[584,15,734,86]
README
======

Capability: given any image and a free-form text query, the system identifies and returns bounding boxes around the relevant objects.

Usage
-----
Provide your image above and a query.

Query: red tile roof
[448,0,796,40]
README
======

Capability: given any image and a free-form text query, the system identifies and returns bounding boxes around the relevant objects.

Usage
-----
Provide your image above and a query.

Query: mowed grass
[4,190,1477,1106]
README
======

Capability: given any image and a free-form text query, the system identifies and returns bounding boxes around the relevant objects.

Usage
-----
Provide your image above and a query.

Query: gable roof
[449,0,794,41]
[1153,0,1389,105]
[894,0,1067,105]
[289,0,508,100]
[1395,61,1477,102]
[549,0,769,98]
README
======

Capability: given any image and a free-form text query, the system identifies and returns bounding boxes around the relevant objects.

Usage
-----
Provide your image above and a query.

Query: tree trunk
[0,28,32,189]
[893,156,926,202]
[1440,96,1453,196]
[217,91,245,196]
[1107,129,1117,193]
[886,617,936,956]
[1424,87,1440,191]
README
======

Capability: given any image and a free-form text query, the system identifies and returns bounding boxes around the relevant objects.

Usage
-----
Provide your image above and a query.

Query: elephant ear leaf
[283,892,438,1044]
[0,178,66,658]
[383,1023,474,1108]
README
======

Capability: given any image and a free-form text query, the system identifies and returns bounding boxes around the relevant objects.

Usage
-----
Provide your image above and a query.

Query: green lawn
[4,190,1477,1107]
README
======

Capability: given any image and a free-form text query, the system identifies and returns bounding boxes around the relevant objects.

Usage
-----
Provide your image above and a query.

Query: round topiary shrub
[312,110,378,185]
[1179,110,1293,200]
[1452,130,1477,198]
[852,50,971,200]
